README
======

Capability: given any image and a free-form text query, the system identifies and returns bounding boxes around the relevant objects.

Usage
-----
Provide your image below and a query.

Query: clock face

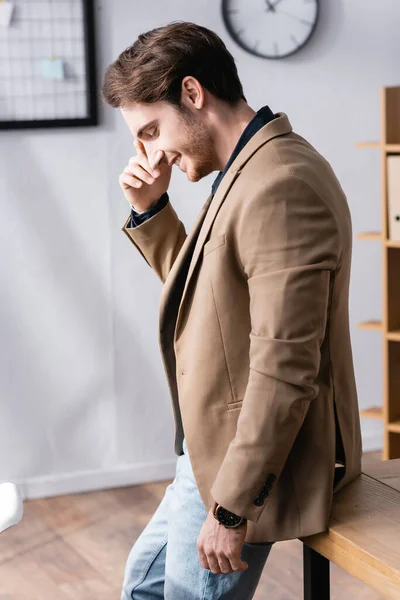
[222,0,319,59]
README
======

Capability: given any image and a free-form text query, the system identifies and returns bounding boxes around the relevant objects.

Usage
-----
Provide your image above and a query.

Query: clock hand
[275,8,313,26]
[271,0,285,9]
[265,0,275,12]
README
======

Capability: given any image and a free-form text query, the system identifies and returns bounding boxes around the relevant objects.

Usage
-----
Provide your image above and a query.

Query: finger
[134,138,147,156]
[119,172,142,189]
[124,164,155,185]
[207,552,222,575]
[216,553,233,574]
[228,553,248,573]
[134,138,164,175]
[128,155,160,179]
[150,149,165,172]
[197,545,211,571]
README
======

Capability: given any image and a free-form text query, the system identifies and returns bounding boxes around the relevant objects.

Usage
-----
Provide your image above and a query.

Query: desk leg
[303,544,330,600]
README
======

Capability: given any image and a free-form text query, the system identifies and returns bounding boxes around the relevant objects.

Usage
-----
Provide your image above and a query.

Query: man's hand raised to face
[119,139,173,212]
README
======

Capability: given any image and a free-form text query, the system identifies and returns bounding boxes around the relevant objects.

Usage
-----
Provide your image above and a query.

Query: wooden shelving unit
[357,85,400,460]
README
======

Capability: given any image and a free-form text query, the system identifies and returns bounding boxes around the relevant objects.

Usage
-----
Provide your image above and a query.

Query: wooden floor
[0,451,385,599]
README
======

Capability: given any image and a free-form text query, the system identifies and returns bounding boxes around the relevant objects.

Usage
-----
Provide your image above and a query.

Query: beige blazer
[121,112,363,543]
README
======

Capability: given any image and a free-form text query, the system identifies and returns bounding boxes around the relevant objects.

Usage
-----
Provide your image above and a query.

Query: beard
[177,106,218,182]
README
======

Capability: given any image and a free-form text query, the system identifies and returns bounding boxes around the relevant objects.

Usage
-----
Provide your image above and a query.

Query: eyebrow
[136,119,158,139]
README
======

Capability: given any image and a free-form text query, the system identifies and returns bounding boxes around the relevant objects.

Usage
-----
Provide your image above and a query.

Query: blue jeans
[121,437,275,600]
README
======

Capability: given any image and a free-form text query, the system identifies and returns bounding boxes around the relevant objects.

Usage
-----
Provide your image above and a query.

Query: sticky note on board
[41,57,65,80]
[0,2,14,28]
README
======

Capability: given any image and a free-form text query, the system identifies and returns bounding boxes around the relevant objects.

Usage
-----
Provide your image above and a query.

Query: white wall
[1,0,397,499]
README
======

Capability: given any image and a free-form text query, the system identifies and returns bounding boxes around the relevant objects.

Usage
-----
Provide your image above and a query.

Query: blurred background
[0,1,399,598]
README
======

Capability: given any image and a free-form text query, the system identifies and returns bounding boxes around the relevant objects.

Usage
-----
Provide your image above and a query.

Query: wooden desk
[300,459,400,599]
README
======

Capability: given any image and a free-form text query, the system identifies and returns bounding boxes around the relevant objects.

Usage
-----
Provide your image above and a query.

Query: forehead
[120,102,172,137]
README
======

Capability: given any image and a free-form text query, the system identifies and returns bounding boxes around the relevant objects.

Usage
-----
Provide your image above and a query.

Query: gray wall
[1,0,397,498]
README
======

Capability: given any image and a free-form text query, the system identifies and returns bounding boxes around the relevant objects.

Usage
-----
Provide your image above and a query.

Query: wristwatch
[212,502,247,528]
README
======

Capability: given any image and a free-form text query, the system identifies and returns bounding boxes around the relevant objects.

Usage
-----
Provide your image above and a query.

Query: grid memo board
[0,0,97,129]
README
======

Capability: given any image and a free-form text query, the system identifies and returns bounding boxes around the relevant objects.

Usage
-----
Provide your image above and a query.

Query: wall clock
[221,0,319,59]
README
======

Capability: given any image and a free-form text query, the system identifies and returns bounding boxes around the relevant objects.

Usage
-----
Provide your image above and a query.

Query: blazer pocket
[227,399,243,411]
[203,233,226,257]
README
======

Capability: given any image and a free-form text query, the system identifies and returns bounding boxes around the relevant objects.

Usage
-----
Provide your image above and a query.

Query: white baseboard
[8,428,384,502]
[12,458,178,501]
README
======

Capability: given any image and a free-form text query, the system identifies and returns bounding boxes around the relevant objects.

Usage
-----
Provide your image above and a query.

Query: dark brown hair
[101,21,246,109]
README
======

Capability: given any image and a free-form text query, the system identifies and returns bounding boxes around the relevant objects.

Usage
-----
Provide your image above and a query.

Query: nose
[145,143,166,170]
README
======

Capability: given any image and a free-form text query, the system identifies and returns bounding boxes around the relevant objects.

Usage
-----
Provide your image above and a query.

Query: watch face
[222,0,319,59]
[216,505,243,527]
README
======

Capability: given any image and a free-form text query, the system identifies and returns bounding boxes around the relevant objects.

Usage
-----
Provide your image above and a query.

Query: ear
[180,76,204,110]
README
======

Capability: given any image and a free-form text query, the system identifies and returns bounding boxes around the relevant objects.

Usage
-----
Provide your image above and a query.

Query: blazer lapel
[158,192,212,340]
[159,112,293,344]
[173,166,243,339]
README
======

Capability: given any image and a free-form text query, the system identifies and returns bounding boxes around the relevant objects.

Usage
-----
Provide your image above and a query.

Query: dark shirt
[128,105,276,228]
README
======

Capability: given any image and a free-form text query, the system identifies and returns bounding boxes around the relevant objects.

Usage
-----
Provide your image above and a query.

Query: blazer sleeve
[129,191,170,227]
[210,174,341,523]
[121,195,187,284]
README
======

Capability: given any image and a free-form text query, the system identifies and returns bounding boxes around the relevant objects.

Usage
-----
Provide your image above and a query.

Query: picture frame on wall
[0,0,98,130]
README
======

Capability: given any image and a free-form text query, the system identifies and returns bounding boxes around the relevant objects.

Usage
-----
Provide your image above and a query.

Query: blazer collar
[159,112,293,343]
[224,111,292,175]
[211,104,275,197]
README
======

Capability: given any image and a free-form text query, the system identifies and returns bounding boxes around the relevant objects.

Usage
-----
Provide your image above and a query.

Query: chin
[187,165,210,183]
[187,172,201,182]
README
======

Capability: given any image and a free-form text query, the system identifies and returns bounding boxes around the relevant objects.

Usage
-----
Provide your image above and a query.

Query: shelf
[356,141,381,149]
[356,234,400,246]
[357,320,383,331]
[360,406,383,419]
[356,234,400,245]
[387,421,400,433]
[355,142,400,152]
[357,231,383,240]
[386,144,400,153]
[356,325,400,339]
[387,329,400,342]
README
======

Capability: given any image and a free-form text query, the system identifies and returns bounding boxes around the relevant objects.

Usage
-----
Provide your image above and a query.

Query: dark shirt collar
[211,105,275,198]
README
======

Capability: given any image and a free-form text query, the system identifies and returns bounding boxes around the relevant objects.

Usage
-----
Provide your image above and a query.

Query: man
[101,20,362,600]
